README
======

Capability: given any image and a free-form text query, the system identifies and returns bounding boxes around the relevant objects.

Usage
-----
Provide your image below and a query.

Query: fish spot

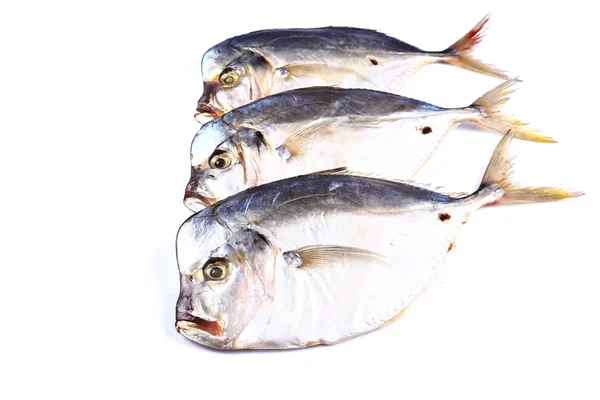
[438,212,451,222]
[421,126,432,135]
[368,57,379,65]
[447,242,455,252]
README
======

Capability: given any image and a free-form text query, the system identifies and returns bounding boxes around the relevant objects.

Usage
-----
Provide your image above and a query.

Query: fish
[184,81,554,212]
[194,15,508,123]
[175,131,581,350]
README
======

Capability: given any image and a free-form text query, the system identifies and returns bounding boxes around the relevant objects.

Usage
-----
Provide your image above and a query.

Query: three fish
[175,17,581,350]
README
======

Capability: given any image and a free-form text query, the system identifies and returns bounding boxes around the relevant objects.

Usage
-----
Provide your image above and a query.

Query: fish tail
[478,130,583,205]
[470,78,556,143]
[441,14,509,80]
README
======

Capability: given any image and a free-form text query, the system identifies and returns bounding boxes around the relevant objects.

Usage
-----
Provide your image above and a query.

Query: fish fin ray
[282,63,375,86]
[471,78,556,143]
[479,130,583,205]
[279,119,333,158]
[441,14,509,79]
[285,245,392,269]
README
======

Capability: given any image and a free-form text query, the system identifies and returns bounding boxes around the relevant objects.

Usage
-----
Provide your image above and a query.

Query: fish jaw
[183,167,220,211]
[183,162,259,211]
[175,275,231,349]
[176,317,223,337]
[184,168,219,211]
[175,317,231,349]
[195,105,221,123]
[183,191,214,212]
[195,82,225,123]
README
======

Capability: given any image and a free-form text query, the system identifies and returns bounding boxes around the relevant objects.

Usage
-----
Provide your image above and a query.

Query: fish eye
[203,259,230,281]
[208,151,231,170]
[219,68,241,87]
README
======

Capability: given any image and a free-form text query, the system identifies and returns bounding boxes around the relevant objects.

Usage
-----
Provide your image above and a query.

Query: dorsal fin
[311,167,469,198]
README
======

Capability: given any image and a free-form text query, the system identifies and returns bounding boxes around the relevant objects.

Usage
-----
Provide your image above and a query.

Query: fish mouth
[176,317,224,337]
[184,191,217,211]
[195,103,220,121]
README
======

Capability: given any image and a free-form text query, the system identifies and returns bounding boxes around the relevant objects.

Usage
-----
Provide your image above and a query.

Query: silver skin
[175,133,579,350]
[195,16,506,123]
[184,85,546,212]
[177,173,497,350]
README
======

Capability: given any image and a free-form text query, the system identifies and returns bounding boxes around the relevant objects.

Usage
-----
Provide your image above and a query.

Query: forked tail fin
[479,131,583,205]
[471,79,556,143]
[441,14,509,80]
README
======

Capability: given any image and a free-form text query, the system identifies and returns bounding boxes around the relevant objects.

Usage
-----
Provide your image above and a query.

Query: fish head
[196,49,273,123]
[176,215,278,349]
[184,120,270,211]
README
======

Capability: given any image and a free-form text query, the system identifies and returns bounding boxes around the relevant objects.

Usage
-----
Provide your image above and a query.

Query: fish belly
[235,200,476,349]
[358,54,437,94]
[279,112,469,181]
[267,54,437,96]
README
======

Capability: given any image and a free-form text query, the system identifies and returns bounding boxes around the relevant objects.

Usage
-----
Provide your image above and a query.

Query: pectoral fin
[282,63,375,86]
[277,120,334,158]
[284,245,392,269]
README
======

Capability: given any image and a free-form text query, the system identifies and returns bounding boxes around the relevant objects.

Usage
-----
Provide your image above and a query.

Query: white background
[1,1,598,399]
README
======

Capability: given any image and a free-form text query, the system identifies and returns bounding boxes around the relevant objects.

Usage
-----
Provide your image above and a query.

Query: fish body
[195,16,507,122]
[175,132,579,350]
[184,83,551,211]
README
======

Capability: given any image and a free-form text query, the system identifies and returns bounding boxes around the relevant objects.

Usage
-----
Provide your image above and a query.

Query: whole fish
[175,132,580,350]
[194,16,508,123]
[184,81,553,211]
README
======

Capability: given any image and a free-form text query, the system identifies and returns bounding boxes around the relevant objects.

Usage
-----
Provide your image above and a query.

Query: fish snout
[175,294,224,337]
[195,83,221,122]
[175,315,224,337]
[195,103,220,122]
[183,189,217,212]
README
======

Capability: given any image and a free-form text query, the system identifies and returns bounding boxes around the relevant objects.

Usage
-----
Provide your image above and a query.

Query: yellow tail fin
[480,131,583,204]
[441,14,509,80]
[472,79,556,143]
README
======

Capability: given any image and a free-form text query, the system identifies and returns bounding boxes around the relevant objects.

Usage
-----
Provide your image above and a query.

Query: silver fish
[175,132,580,350]
[184,81,553,211]
[194,15,508,123]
